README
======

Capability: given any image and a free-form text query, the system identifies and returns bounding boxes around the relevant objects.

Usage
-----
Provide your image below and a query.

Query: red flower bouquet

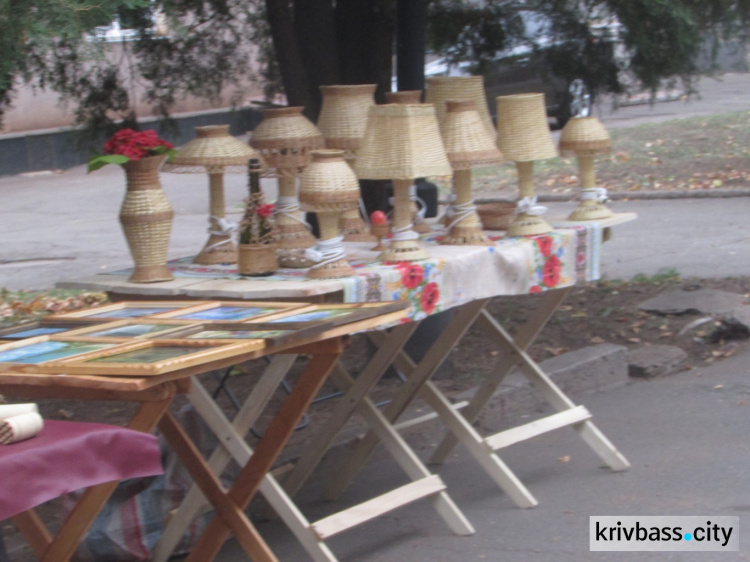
[88,129,176,172]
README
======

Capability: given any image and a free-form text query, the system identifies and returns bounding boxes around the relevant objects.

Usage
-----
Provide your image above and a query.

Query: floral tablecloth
[108,224,601,321]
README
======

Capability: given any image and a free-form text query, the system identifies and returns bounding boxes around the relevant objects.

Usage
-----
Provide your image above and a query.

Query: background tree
[1,0,748,141]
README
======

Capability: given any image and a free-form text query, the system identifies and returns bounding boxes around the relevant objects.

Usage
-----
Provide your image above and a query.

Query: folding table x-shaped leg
[327,289,630,508]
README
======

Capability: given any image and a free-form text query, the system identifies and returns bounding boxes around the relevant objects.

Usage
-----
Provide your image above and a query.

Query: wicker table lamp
[425,76,496,137]
[249,106,324,252]
[299,150,360,278]
[316,84,376,242]
[496,93,558,236]
[559,116,613,220]
[354,103,451,262]
[162,125,262,265]
[441,100,504,245]
[385,90,423,104]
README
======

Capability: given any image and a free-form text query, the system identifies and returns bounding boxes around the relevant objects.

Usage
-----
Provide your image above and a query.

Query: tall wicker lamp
[299,150,361,278]
[354,103,452,262]
[496,93,558,236]
[383,90,432,234]
[559,116,613,220]
[441,100,504,245]
[162,125,262,265]
[425,76,496,137]
[316,84,376,242]
[249,106,324,251]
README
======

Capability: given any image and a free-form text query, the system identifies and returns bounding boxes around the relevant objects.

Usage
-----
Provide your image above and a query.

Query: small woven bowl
[476,202,517,231]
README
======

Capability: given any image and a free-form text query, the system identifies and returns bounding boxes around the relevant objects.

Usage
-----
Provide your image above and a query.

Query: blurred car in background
[425,9,622,128]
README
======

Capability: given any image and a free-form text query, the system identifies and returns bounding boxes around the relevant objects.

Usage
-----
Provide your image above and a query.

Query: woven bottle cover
[442,100,504,170]
[496,93,558,162]
[425,76,495,136]
[559,116,612,157]
[317,85,376,151]
[354,104,452,180]
[299,150,361,213]
[249,106,325,171]
[385,90,423,104]
[162,125,263,173]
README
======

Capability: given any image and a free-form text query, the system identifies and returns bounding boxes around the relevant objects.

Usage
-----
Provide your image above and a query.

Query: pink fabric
[0,420,163,520]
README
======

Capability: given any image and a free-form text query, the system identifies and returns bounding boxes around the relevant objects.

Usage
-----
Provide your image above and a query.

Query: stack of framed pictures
[0,300,407,377]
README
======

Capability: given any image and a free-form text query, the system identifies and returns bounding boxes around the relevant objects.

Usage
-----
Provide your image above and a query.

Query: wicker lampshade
[162,125,262,173]
[299,150,360,213]
[496,93,558,162]
[355,103,450,261]
[249,106,324,171]
[442,100,504,170]
[317,85,376,151]
[385,90,423,104]
[559,116,612,157]
[355,104,452,180]
[425,76,495,137]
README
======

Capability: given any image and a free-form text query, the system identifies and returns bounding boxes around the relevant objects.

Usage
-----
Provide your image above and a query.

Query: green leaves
[87,154,129,173]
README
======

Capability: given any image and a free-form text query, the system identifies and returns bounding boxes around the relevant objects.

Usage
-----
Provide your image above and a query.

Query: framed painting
[0,320,102,341]
[29,339,262,376]
[154,321,332,347]
[59,320,193,341]
[0,337,118,367]
[153,301,313,323]
[255,301,409,328]
[43,301,202,323]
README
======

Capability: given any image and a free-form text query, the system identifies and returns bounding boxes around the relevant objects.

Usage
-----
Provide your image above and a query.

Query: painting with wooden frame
[26,339,262,376]
[252,302,409,328]
[59,320,199,341]
[152,301,313,323]
[0,336,119,367]
[151,321,333,347]
[43,301,203,323]
[0,320,104,341]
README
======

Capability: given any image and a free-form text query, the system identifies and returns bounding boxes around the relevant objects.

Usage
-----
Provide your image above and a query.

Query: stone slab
[627,344,688,378]
[638,288,747,315]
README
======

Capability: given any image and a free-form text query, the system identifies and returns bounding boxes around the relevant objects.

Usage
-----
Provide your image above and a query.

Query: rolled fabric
[0,412,44,444]
[0,403,39,420]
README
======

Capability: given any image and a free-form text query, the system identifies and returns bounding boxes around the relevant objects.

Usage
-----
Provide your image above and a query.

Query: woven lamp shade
[425,76,495,137]
[354,104,452,180]
[249,106,324,171]
[162,125,262,173]
[559,116,612,157]
[496,93,558,162]
[385,90,423,104]
[299,150,360,213]
[442,100,504,170]
[317,85,376,151]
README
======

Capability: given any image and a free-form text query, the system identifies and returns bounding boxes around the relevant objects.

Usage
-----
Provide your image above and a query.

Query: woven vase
[119,155,174,283]
[237,244,278,277]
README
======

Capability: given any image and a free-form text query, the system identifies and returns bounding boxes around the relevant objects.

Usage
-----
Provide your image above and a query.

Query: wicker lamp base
[276,248,316,269]
[567,200,613,221]
[194,236,238,265]
[379,240,429,262]
[307,258,355,279]
[442,224,492,246]
[507,213,553,236]
[340,216,376,242]
[128,265,173,284]
[272,223,317,250]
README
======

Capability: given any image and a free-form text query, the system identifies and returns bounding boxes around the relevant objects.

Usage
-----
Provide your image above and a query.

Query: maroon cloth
[0,420,163,520]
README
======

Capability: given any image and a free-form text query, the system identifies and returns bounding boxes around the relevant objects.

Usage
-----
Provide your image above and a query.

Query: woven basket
[119,155,174,283]
[559,116,612,157]
[476,202,516,231]
[425,76,495,137]
[299,150,360,213]
[237,244,278,276]
[250,107,324,172]
[496,93,558,162]
[317,85,376,151]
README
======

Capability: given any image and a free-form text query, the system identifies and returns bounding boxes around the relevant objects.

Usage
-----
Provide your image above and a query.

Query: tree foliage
[1,0,748,140]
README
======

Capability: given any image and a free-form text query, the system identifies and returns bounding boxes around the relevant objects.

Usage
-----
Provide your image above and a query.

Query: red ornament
[370,210,387,225]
